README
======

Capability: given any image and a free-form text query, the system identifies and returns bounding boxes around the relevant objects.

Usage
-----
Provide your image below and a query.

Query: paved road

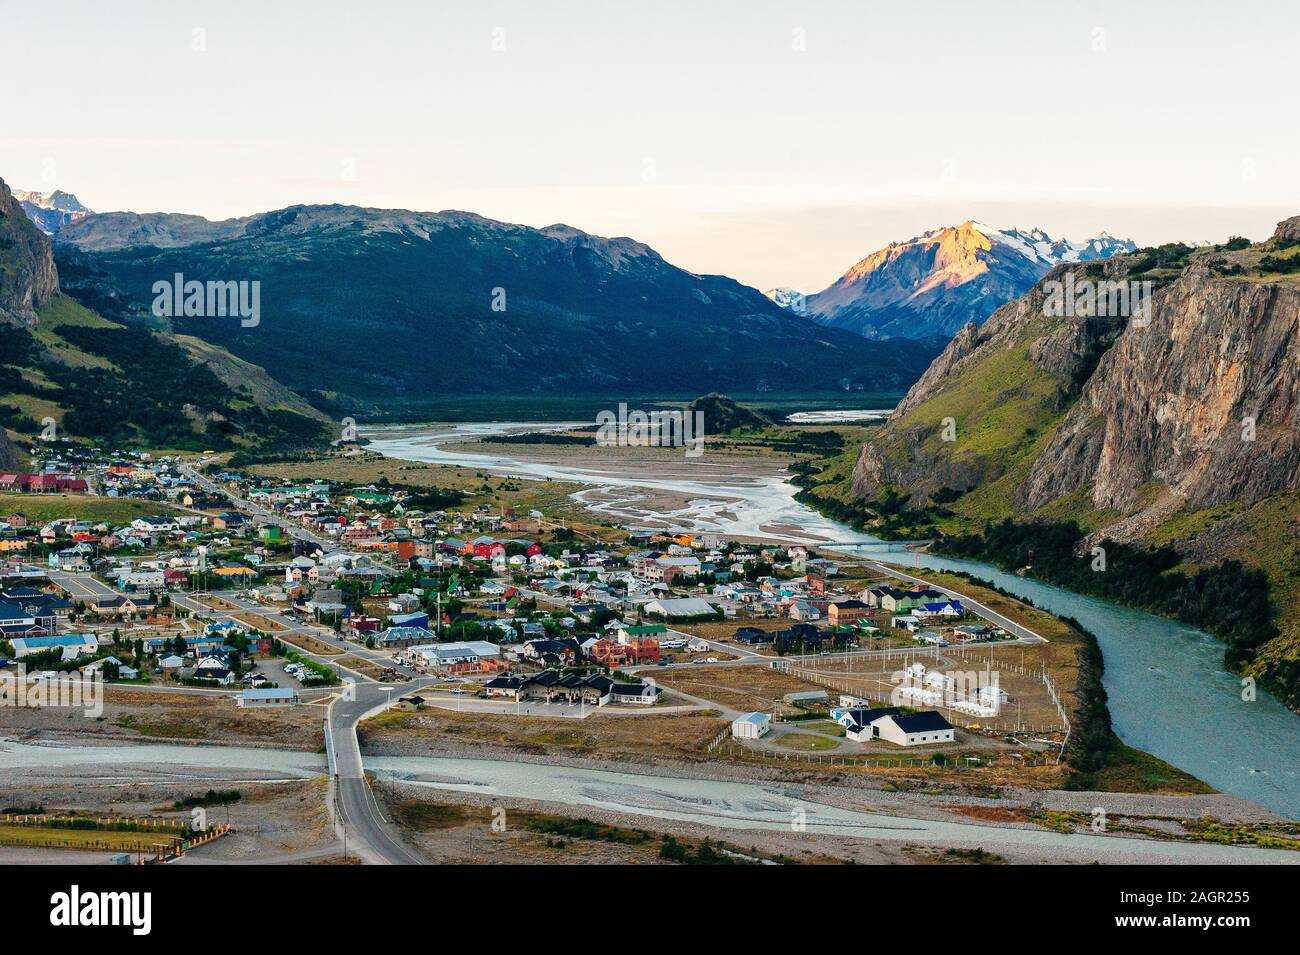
[45,568,118,600]
[328,682,426,865]
[860,559,1046,643]
[41,568,430,864]
[179,588,417,682]
[178,463,337,554]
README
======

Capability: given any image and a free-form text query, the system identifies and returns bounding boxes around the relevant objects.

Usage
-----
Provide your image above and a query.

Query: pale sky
[4,0,1297,290]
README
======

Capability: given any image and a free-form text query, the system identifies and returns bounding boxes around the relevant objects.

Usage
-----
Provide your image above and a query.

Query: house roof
[242,687,296,700]
[484,675,527,690]
[888,711,954,733]
[921,600,962,612]
[14,633,96,649]
[846,706,901,727]
[645,597,716,617]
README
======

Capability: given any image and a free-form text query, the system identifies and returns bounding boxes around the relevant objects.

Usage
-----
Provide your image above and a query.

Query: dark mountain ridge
[53,204,940,402]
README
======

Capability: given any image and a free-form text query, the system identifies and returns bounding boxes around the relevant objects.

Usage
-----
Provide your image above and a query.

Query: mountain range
[0,175,330,454]
[49,203,940,404]
[804,221,1300,706]
[14,189,92,236]
[768,221,1135,341]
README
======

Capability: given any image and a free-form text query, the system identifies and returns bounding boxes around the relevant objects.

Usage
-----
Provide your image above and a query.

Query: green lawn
[773,731,841,751]
[0,493,175,524]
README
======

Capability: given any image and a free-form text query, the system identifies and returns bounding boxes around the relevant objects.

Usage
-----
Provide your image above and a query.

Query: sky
[3,0,1298,291]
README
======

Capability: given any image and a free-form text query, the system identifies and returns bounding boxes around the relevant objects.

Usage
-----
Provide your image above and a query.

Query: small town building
[731,712,771,739]
[238,687,298,708]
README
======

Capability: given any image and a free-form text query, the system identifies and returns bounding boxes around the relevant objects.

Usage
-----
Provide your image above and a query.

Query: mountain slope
[816,220,1300,706]
[0,179,58,323]
[0,426,19,470]
[785,220,1134,341]
[14,189,92,235]
[52,204,939,402]
[0,174,329,452]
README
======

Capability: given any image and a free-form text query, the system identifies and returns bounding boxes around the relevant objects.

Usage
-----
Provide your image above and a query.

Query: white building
[872,711,955,747]
[239,687,299,708]
[643,597,718,619]
[731,712,771,739]
[408,640,501,669]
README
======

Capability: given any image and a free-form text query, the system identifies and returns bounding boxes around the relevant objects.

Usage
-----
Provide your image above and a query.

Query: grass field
[361,707,728,761]
[772,732,840,751]
[232,611,285,631]
[0,493,177,524]
[336,655,388,678]
[0,823,181,852]
[653,666,828,713]
[277,630,344,656]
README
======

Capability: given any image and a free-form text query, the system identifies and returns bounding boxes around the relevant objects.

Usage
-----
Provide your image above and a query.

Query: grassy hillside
[0,492,176,523]
[795,233,1300,707]
[1,294,331,453]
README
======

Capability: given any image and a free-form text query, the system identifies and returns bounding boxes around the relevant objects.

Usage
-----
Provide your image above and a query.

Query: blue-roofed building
[238,687,298,707]
[10,633,99,659]
[388,611,429,629]
[916,600,965,619]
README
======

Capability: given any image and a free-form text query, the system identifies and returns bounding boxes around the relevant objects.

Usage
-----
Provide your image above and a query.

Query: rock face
[851,261,1127,503]
[789,220,1134,341]
[852,219,1300,538]
[0,428,19,471]
[1022,275,1299,516]
[1273,215,1300,245]
[0,177,59,323]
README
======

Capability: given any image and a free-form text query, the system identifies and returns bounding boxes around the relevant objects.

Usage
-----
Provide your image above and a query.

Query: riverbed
[0,740,1290,863]
[362,421,1300,820]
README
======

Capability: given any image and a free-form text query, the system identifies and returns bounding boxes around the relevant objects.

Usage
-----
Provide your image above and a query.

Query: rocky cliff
[852,220,1300,538]
[0,428,19,470]
[0,178,59,323]
[838,218,1300,705]
[850,256,1129,509]
[1022,268,1299,522]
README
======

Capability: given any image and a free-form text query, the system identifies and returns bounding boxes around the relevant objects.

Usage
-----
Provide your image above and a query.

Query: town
[2,445,1048,760]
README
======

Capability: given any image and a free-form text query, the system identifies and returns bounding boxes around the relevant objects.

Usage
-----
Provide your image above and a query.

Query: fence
[0,813,187,830]
[772,654,1070,740]
[709,742,1058,769]
[0,814,234,858]
[705,724,732,753]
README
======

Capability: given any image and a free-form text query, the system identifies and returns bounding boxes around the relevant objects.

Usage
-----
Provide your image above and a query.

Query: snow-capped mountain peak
[14,189,93,235]
[763,287,809,314]
[968,220,1135,267]
[768,220,1137,340]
